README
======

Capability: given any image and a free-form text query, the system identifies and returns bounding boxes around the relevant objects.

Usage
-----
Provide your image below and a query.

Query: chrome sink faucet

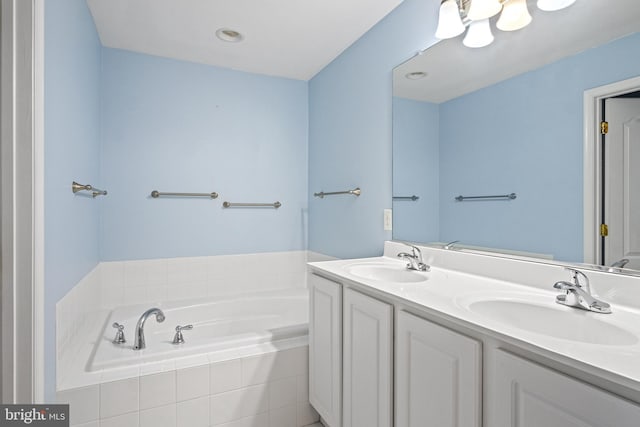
[553,267,611,314]
[133,307,166,350]
[397,244,430,272]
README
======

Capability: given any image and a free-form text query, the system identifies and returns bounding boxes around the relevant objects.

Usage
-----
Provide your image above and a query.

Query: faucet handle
[172,324,193,345]
[112,322,126,344]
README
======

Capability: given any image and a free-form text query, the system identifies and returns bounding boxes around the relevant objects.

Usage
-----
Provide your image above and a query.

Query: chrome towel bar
[151,191,218,199]
[223,201,281,208]
[455,193,516,201]
[314,187,361,198]
[393,195,419,201]
[72,181,107,197]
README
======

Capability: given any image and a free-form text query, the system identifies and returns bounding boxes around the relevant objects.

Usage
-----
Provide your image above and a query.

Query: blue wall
[392,97,439,242]
[308,0,439,258]
[99,49,308,260]
[44,0,102,401]
[438,32,640,262]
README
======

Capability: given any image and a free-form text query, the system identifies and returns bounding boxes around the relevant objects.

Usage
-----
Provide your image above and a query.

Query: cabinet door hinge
[601,121,609,134]
[600,223,609,237]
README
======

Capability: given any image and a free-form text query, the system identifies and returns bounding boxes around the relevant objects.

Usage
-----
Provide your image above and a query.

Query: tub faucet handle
[172,324,193,345]
[112,322,126,344]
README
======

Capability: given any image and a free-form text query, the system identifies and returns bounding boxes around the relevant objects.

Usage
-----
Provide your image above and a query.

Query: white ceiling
[86,0,404,81]
[394,0,640,103]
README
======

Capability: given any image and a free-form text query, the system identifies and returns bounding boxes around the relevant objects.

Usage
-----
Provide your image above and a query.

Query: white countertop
[308,251,640,392]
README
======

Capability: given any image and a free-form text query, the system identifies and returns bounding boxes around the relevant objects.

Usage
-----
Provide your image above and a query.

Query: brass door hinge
[600,223,609,237]
[601,121,609,134]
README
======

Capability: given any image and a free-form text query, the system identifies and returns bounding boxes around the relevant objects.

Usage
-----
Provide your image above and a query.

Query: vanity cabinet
[395,310,482,427]
[309,273,343,427]
[342,288,393,427]
[489,350,640,427]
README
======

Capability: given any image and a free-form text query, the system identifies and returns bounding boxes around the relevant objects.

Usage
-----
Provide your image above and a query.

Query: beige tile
[99,412,139,427]
[72,421,99,427]
[177,397,209,427]
[210,384,268,425]
[296,375,309,403]
[241,347,307,386]
[177,364,209,402]
[296,401,319,427]
[57,385,99,425]
[214,413,268,427]
[139,371,176,410]
[210,359,242,395]
[269,377,297,409]
[269,404,296,427]
[100,377,139,419]
[139,404,176,427]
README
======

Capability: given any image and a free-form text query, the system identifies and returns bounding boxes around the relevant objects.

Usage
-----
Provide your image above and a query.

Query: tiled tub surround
[57,346,319,427]
[56,251,332,427]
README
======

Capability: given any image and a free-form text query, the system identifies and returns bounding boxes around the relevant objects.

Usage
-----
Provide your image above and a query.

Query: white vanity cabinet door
[343,288,393,427]
[490,350,640,427]
[395,310,482,427]
[309,273,343,427]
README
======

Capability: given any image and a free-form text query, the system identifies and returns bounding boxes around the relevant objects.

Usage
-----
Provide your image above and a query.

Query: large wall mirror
[392,0,640,272]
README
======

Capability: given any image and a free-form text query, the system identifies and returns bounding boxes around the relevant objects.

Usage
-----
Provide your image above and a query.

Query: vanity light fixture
[537,0,576,12]
[215,28,244,42]
[436,0,576,48]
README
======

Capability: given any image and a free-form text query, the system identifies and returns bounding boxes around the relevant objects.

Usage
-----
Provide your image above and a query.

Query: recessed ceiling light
[216,28,244,43]
[405,71,428,80]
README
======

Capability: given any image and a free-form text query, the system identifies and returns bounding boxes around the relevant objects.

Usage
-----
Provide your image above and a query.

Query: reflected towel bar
[393,195,419,201]
[223,201,281,208]
[314,187,361,198]
[151,191,218,199]
[455,193,517,201]
[72,181,107,198]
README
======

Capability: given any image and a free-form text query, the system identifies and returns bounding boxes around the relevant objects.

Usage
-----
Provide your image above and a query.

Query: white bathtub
[88,288,308,371]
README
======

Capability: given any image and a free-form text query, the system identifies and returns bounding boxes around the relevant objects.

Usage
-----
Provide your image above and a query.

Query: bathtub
[88,288,308,371]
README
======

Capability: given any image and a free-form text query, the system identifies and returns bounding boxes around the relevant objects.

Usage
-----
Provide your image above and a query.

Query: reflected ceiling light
[435,0,465,39]
[436,0,577,48]
[537,0,577,12]
[463,19,494,48]
[405,71,428,80]
[467,0,502,21]
[497,0,532,31]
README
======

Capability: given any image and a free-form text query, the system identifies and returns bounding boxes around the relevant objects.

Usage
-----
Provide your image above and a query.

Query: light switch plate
[384,209,392,231]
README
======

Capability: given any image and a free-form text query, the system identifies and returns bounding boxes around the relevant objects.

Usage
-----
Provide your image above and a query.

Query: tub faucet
[610,258,630,269]
[444,240,460,250]
[553,267,611,314]
[397,244,430,272]
[133,308,165,350]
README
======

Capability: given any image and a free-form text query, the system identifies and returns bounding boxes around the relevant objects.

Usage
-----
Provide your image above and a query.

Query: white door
[343,288,393,427]
[604,98,640,269]
[489,350,640,427]
[308,273,343,427]
[395,311,482,427]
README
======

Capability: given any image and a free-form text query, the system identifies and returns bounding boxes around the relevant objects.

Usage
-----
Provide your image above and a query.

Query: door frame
[1,0,45,402]
[583,76,640,265]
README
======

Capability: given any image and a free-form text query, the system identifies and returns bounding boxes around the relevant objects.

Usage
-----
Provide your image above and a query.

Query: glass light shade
[435,0,465,39]
[497,0,532,31]
[467,0,503,21]
[463,19,494,48]
[537,0,577,11]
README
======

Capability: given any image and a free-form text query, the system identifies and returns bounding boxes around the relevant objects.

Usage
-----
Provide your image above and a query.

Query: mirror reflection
[392,0,640,271]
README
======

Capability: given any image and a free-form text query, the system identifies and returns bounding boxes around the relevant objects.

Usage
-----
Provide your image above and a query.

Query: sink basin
[345,263,428,283]
[467,298,637,346]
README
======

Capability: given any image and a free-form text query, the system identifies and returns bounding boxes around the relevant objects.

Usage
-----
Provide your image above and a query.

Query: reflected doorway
[601,95,640,269]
